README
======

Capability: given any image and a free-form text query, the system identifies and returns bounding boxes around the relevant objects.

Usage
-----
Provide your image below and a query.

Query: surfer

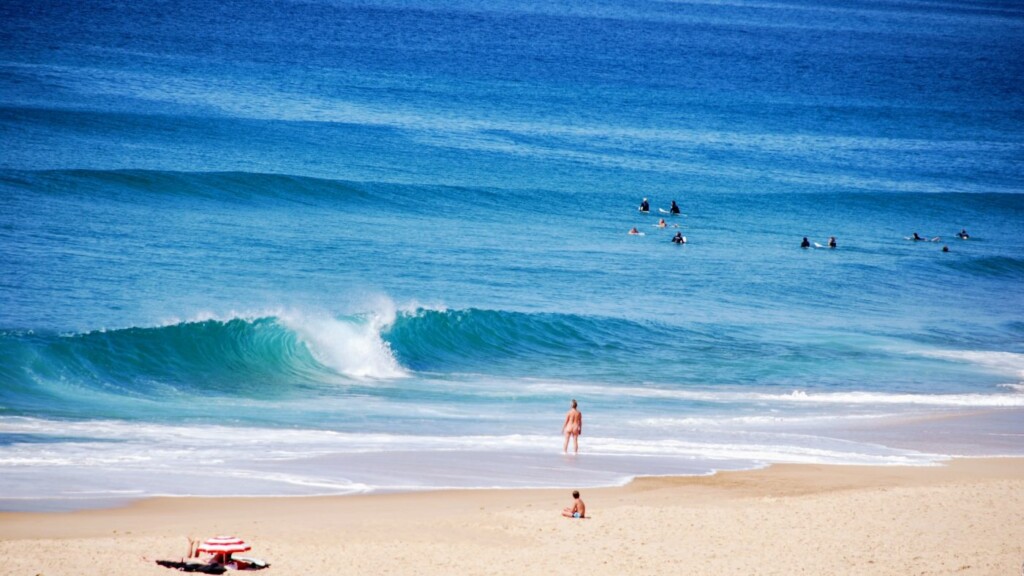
[957,228,970,239]
[828,236,837,249]
[801,237,810,248]
[562,490,586,519]
[670,200,680,215]
[672,232,686,244]
[942,245,950,252]
[562,399,582,454]
[658,218,667,228]
[639,198,650,213]
[628,227,641,235]
[912,232,925,241]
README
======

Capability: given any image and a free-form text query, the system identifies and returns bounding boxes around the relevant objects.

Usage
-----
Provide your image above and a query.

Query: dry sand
[1,458,1022,576]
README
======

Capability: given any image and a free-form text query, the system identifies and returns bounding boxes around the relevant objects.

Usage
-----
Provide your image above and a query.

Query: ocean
[1,0,1023,511]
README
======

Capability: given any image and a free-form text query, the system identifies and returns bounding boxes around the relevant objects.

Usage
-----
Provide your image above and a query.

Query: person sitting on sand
[562,490,586,519]
[562,399,582,454]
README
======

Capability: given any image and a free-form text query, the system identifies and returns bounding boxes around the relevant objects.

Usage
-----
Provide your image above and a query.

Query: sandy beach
[2,458,1021,576]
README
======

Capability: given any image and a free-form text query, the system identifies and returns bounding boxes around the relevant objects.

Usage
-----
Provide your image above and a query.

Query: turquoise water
[1,0,1023,511]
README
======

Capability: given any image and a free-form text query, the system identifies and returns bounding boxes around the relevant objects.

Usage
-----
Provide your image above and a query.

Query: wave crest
[383,307,665,372]
[0,311,410,407]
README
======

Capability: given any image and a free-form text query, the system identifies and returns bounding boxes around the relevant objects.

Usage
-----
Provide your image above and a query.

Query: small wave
[913,349,1024,382]
[525,382,1024,407]
[946,256,1024,279]
[632,413,898,429]
[1,169,371,205]
[0,168,548,215]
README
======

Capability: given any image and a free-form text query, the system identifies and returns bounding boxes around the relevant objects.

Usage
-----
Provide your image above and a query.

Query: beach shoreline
[2,457,1021,575]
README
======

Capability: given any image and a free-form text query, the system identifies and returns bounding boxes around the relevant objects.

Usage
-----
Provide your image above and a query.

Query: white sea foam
[0,414,976,510]
[0,416,942,467]
[280,310,408,380]
[523,381,1024,407]
[631,413,900,429]
[914,349,1024,382]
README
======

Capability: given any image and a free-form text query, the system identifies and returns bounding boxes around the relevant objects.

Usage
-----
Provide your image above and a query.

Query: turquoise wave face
[384,308,674,373]
[0,319,324,408]
[2,306,1017,426]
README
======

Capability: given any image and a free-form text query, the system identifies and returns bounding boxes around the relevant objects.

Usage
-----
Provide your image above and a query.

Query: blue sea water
[1,0,1023,511]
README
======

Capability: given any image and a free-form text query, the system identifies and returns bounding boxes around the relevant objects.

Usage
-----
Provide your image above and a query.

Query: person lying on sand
[562,490,586,519]
[149,536,269,572]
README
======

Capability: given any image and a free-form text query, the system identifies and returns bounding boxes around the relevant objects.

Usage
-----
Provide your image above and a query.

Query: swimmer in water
[801,237,810,248]
[658,218,667,228]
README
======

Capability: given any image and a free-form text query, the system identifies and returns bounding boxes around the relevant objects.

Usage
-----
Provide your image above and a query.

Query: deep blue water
[1,0,1023,511]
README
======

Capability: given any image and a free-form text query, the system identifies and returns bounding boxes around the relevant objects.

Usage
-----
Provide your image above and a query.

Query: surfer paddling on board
[957,228,970,239]
[670,200,680,215]
[562,399,582,454]
[639,198,650,213]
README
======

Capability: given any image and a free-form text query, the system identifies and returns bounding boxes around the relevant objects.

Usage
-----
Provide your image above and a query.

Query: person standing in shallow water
[562,399,582,454]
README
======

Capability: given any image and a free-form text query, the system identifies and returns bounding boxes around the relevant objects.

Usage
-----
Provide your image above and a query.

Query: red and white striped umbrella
[196,535,251,556]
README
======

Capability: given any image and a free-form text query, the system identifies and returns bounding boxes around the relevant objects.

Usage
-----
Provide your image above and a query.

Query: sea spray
[279,309,408,380]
